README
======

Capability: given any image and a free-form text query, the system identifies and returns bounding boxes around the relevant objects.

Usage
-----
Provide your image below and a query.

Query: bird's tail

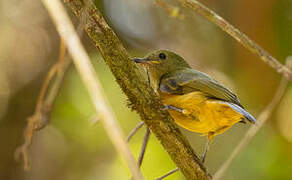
[220,102,257,124]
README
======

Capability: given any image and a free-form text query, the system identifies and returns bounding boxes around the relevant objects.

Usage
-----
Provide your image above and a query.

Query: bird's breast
[160,91,244,137]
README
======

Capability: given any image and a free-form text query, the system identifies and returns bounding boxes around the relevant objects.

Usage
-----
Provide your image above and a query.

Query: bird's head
[133,50,190,81]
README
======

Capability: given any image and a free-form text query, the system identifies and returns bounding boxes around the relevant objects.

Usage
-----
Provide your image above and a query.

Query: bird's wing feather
[159,69,243,107]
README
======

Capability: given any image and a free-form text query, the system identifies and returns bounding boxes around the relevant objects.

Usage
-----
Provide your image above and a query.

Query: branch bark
[178,0,292,81]
[64,0,211,179]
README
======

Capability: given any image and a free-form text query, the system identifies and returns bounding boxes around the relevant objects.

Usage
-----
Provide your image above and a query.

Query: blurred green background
[1,0,292,179]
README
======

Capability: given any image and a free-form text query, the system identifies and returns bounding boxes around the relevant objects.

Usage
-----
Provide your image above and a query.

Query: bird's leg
[162,104,190,115]
[137,128,151,167]
[156,136,213,179]
[201,133,214,163]
[129,126,150,180]
[155,167,179,180]
[201,139,210,163]
[162,104,183,112]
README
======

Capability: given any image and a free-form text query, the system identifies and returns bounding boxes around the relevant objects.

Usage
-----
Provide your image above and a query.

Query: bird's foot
[162,105,192,116]
[162,105,184,113]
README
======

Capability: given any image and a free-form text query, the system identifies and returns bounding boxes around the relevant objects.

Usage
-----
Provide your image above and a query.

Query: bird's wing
[159,69,243,107]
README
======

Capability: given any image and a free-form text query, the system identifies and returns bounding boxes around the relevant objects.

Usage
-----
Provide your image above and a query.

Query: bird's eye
[159,53,166,60]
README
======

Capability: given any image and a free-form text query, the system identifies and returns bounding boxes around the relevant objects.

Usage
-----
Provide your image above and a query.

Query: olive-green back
[159,68,243,107]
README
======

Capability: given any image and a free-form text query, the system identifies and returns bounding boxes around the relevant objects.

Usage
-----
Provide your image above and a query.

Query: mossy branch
[64,0,211,179]
[178,0,292,81]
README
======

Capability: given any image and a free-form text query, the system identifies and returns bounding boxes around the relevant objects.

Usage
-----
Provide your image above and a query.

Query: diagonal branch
[64,0,211,179]
[213,67,289,180]
[178,0,292,81]
[41,0,143,179]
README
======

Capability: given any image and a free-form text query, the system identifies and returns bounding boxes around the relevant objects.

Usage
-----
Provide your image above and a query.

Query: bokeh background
[1,0,292,179]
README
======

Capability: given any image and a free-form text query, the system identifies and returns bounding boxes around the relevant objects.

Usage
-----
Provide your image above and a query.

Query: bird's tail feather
[220,102,256,124]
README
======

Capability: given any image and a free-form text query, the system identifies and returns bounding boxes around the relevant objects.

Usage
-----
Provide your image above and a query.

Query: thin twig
[213,58,291,180]
[14,39,69,170]
[127,122,145,142]
[41,0,143,179]
[178,0,292,81]
[14,6,87,170]
[155,168,179,180]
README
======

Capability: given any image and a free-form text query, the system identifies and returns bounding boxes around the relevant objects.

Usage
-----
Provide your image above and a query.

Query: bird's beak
[133,58,149,63]
[133,58,160,64]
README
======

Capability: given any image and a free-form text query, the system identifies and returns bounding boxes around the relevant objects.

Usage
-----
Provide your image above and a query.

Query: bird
[133,50,256,163]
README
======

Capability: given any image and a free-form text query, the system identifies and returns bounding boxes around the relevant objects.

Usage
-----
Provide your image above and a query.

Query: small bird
[133,50,256,162]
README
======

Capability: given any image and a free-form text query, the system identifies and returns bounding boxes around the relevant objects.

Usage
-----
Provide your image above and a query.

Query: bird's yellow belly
[160,91,244,138]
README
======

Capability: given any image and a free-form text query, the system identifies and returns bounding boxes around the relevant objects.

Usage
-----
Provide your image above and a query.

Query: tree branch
[64,0,211,179]
[41,0,144,179]
[178,0,292,81]
[213,65,289,180]
[14,39,70,170]
[14,7,87,170]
